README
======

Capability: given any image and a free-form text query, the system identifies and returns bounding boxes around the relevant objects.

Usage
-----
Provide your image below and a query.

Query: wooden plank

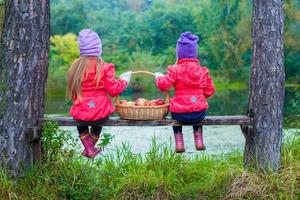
[40,115,251,126]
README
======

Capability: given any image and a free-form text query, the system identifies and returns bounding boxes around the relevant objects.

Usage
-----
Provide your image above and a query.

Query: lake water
[45,87,299,156]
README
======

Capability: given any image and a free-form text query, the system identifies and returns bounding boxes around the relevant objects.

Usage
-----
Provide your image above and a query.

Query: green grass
[0,123,299,200]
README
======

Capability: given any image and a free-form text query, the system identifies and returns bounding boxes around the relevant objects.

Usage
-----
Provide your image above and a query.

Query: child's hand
[119,71,132,83]
[154,72,164,78]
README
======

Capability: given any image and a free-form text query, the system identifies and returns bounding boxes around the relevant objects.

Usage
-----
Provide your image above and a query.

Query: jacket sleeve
[203,75,215,98]
[104,64,128,97]
[155,66,177,91]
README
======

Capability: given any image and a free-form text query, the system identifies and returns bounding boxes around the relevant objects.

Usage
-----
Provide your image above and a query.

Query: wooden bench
[40,115,251,126]
[27,115,251,162]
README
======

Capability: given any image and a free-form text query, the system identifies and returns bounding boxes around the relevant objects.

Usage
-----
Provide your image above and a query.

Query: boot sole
[196,147,206,151]
[176,149,185,153]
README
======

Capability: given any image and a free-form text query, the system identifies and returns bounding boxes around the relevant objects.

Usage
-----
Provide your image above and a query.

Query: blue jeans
[171,110,206,133]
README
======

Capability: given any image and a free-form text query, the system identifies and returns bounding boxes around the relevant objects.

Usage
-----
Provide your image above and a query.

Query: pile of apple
[119,98,165,106]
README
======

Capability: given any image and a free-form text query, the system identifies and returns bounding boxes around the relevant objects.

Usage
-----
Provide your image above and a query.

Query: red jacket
[70,59,127,121]
[156,58,215,113]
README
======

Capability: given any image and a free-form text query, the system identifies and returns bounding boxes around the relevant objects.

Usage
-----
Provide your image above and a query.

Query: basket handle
[132,70,155,76]
[116,70,170,105]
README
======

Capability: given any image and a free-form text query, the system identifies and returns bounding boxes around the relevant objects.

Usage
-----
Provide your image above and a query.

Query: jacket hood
[178,60,208,88]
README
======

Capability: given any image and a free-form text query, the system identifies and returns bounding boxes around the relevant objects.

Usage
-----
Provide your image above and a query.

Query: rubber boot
[79,132,101,158]
[90,133,100,145]
[174,133,185,153]
[193,130,205,151]
[81,133,100,156]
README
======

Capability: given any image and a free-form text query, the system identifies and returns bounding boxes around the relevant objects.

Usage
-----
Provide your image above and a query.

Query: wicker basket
[115,71,169,120]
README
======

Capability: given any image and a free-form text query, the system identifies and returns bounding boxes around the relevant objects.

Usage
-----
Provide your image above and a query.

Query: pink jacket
[70,59,127,121]
[156,58,215,113]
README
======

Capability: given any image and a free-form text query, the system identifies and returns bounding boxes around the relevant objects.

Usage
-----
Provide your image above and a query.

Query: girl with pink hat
[155,31,215,153]
[67,29,132,158]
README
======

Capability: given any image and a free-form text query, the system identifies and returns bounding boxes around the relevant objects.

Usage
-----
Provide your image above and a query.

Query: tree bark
[0,0,50,176]
[244,0,285,171]
[0,2,4,36]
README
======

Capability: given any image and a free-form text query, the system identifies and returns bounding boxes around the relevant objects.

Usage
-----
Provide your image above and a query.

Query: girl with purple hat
[155,31,215,153]
[67,29,132,158]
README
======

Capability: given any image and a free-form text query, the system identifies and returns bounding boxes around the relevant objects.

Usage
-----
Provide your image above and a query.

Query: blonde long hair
[67,57,103,101]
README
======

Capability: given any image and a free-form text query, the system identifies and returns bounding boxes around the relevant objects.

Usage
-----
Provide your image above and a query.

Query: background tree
[0,1,50,176]
[51,0,87,35]
[0,0,4,35]
[48,0,299,91]
[244,0,285,171]
[284,0,300,83]
[47,34,79,94]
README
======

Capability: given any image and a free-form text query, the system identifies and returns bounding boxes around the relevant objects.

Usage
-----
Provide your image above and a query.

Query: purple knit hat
[78,29,102,56]
[176,31,199,59]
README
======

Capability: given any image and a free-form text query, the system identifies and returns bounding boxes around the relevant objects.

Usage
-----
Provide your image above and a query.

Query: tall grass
[0,122,299,200]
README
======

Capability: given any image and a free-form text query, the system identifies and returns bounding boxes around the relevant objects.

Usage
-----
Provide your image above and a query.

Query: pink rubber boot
[193,129,205,151]
[81,133,100,156]
[174,133,185,153]
[90,134,100,145]
[79,132,101,158]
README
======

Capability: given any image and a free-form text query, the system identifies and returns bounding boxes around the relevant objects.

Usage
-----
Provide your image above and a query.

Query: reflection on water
[45,86,298,116]
[45,87,299,156]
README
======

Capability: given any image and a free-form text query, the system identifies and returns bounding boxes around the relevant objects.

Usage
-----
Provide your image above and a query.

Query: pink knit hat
[78,29,102,56]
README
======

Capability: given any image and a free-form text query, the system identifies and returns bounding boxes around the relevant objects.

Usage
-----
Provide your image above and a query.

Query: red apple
[135,98,147,106]
[120,100,127,104]
[120,100,129,106]
[149,100,157,106]
[144,101,151,106]
[155,98,165,105]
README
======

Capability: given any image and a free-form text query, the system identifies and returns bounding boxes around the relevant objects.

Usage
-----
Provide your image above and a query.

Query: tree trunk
[0,2,4,36]
[0,0,50,176]
[244,0,285,171]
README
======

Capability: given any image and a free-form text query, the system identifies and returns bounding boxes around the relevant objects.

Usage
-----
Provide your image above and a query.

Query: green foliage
[48,0,300,97]
[284,89,300,128]
[50,0,88,35]
[196,0,252,80]
[48,33,79,95]
[284,0,300,83]
[97,132,114,149]
[42,120,75,162]
[0,132,300,199]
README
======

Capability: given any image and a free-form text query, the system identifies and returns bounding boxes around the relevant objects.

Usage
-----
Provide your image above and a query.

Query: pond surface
[59,126,298,157]
[45,86,299,156]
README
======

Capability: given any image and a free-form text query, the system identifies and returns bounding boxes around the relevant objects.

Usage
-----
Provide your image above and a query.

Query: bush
[48,34,79,95]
